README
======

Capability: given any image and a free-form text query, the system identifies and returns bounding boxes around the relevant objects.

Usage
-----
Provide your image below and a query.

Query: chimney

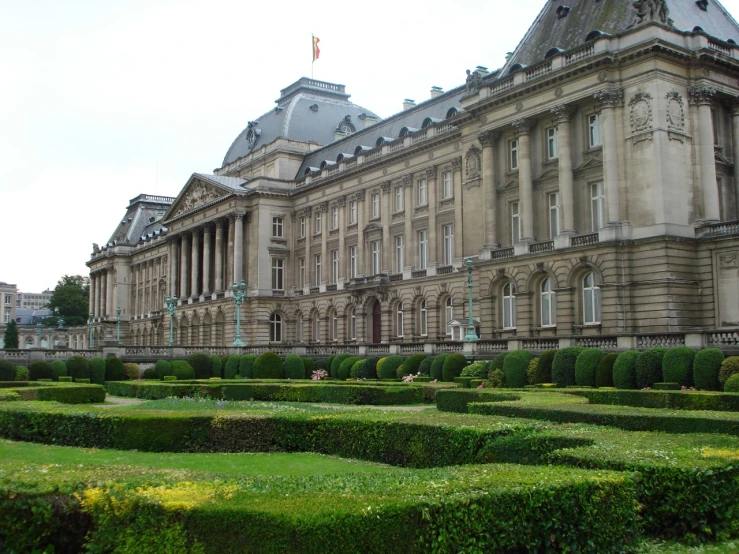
[475,66,490,78]
[358,112,380,128]
[403,99,416,111]
[430,86,444,99]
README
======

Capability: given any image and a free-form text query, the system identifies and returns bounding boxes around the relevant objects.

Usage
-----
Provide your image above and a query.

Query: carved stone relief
[629,91,653,144]
[173,183,222,217]
[466,146,481,179]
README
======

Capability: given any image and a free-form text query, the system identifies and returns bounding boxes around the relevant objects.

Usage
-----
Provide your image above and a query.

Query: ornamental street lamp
[55,307,65,329]
[231,280,247,347]
[88,313,94,350]
[116,307,121,342]
[165,296,177,346]
[464,258,479,342]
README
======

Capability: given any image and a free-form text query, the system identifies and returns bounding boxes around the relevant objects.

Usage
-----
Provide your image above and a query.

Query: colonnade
[90,269,114,318]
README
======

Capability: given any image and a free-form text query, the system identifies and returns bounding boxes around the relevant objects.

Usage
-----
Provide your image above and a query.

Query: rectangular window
[417,179,427,206]
[331,206,339,230]
[418,230,428,270]
[314,254,322,284]
[271,258,284,290]
[396,309,404,338]
[394,186,404,211]
[314,211,322,234]
[331,250,339,284]
[297,317,304,342]
[442,171,453,199]
[299,258,306,288]
[349,311,356,340]
[349,201,357,224]
[510,139,519,170]
[590,182,605,232]
[589,113,602,148]
[371,240,380,275]
[548,193,560,239]
[4,295,11,305]
[272,216,284,238]
[371,193,380,219]
[511,201,521,244]
[443,224,454,266]
[547,127,559,160]
[3,308,10,324]
[349,246,358,278]
[395,235,405,273]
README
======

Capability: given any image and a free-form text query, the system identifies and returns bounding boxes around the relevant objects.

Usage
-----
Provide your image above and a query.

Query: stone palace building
[85,0,739,354]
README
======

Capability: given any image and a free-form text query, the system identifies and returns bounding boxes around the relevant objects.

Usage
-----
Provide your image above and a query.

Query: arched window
[296,311,304,343]
[418,300,428,337]
[541,278,556,327]
[313,313,321,342]
[583,272,601,324]
[502,282,516,329]
[331,310,339,342]
[348,307,357,341]
[396,303,404,338]
[445,297,454,337]
[269,313,283,343]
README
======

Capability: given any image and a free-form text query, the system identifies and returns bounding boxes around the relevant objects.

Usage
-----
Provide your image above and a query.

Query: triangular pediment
[165,174,237,220]
[574,155,603,179]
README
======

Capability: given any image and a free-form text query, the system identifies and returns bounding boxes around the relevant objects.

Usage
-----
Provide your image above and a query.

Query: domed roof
[221,78,380,168]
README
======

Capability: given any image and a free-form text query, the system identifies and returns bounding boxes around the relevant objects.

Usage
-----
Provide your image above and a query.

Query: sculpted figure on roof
[630,0,670,27]
[465,69,482,95]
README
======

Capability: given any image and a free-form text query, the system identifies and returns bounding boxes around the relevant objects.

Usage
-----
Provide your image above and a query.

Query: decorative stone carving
[666,90,686,131]
[478,130,501,147]
[594,88,625,109]
[380,181,391,193]
[465,69,483,95]
[512,118,535,137]
[246,121,261,150]
[317,201,328,213]
[629,91,653,136]
[465,146,481,179]
[355,190,366,201]
[426,166,438,179]
[688,84,717,105]
[299,206,312,217]
[402,173,413,186]
[551,104,575,124]
[336,195,346,207]
[452,157,463,172]
[173,183,222,217]
[629,0,671,28]
[92,243,100,254]
[720,252,739,269]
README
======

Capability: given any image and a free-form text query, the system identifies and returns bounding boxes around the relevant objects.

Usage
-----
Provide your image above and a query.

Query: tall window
[299,258,306,288]
[3,308,10,324]
[419,300,428,337]
[591,182,605,232]
[371,240,380,275]
[331,250,339,283]
[371,193,380,218]
[443,224,454,266]
[331,310,338,342]
[272,216,284,238]
[418,230,428,270]
[547,127,559,160]
[589,113,602,148]
[395,187,404,211]
[395,235,405,273]
[502,282,516,330]
[417,178,428,205]
[349,246,358,278]
[313,313,321,342]
[583,272,601,324]
[510,139,519,170]
[511,202,521,244]
[348,307,357,340]
[548,193,560,239]
[314,254,321,284]
[541,278,556,327]
[331,206,339,229]
[442,171,453,199]
[349,200,357,224]
[297,313,304,342]
[445,297,454,337]
[314,211,322,234]
[269,313,282,342]
[396,304,404,337]
[271,258,284,290]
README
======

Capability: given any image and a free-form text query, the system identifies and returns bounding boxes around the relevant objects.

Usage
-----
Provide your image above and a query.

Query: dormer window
[696,0,708,11]
[556,5,570,19]
[336,115,356,137]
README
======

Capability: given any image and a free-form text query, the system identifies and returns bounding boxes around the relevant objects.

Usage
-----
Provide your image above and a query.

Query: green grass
[0,438,391,477]
[640,540,739,553]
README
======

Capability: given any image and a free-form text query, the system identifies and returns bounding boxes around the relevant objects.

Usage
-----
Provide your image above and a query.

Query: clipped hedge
[0,383,106,404]
[350,360,364,379]
[0,360,15,382]
[154,360,172,380]
[239,354,257,379]
[123,363,139,381]
[330,354,351,379]
[338,357,362,380]
[635,348,666,389]
[89,358,105,385]
[14,366,29,381]
[534,350,556,384]
[224,355,241,379]
[442,353,467,383]
[574,348,603,388]
[719,356,739,387]
[29,361,52,381]
[489,352,508,372]
[436,389,521,413]
[551,347,584,388]
[104,357,125,382]
[693,348,724,391]
[430,354,449,381]
[502,350,532,389]
[301,358,315,379]
[569,388,739,412]
[284,355,305,380]
[613,350,639,390]
[187,353,212,380]
[418,356,434,376]
[361,357,380,380]
[725,374,739,393]
[50,361,67,381]
[662,347,696,388]
[400,354,427,378]
[209,356,222,378]
[66,356,91,381]
[253,353,283,380]
[377,356,404,380]
[142,368,158,380]
[595,353,617,388]
[171,360,195,380]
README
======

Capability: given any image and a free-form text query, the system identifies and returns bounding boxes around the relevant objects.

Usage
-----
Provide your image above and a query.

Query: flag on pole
[312,35,321,62]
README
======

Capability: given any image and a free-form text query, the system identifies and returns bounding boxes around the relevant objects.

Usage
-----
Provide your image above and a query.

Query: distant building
[0,282,18,348]
[17,290,53,311]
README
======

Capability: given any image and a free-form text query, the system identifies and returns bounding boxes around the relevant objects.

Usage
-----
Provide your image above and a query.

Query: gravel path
[95,396,144,408]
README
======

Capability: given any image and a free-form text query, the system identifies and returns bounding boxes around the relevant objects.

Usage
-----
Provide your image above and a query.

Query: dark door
[372,301,382,344]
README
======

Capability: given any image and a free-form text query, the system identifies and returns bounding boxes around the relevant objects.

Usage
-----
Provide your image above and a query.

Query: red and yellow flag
[312,35,320,62]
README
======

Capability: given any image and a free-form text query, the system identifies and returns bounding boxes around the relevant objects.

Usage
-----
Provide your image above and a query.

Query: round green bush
[693,348,725,391]
[284,354,305,379]
[154,360,172,379]
[574,349,604,388]
[325,356,335,375]
[187,353,212,380]
[330,354,351,379]
[350,359,365,379]
[361,357,381,379]
[430,354,450,381]
[635,348,667,389]
[314,359,327,370]
[66,356,91,380]
[613,350,640,389]
[15,366,29,381]
[50,360,67,381]
[123,363,140,381]
[534,350,557,384]
[224,355,241,379]
[399,354,427,377]
[377,356,404,380]
[418,356,434,376]
[29,360,52,381]
[209,356,222,378]
[0,360,15,381]
[171,360,195,380]
[221,355,230,370]
[489,352,508,372]
[89,358,106,385]
[239,354,257,379]
[487,369,505,388]
[302,357,315,379]
[442,353,467,382]
[526,358,538,385]
[253,353,284,379]
[338,357,362,380]
[501,350,532,388]
[725,373,739,393]
[142,367,158,380]
[662,347,696,388]
[105,357,125,382]
[595,353,618,388]
[720,356,739,386]
[461,361,488,378]
[551,347,585,387]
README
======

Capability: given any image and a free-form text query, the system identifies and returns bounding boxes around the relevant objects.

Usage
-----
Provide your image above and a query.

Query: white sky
[2,0,739,293]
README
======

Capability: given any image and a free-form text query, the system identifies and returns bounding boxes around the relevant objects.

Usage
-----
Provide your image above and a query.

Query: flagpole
[311,34,314,79]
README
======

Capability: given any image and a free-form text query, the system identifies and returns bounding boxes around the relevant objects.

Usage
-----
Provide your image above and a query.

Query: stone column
[89,274,96,317]
[381,182,391,273]
[214,221,224,293]
[452,159,464,258]
[733,101,739,218]
[169,238,178,298]
[203,224,212,296]
[479,131,501,247]
[513,118,536,241]
[595,88,625,224]
[180,232,190,299]
[356,191,366,275]
[103,270,111,318]
[552,104,576,233]
[403,174,412,270]
[96,272,102,317]
[337,197,346,281]
[191,228,201,298]
[319,203,328,283]
[233,213,244,284]
[689,84,720,222]
[226,218,234,289]
[426,166,438,263]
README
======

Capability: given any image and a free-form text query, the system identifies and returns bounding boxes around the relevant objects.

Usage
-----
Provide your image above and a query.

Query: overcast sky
[2,0,739,294]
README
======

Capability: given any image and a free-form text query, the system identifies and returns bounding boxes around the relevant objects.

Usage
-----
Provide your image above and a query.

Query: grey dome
[221,78,380,168]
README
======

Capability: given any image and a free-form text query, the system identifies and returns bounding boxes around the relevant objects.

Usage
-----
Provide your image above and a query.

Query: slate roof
[103,195,173,248]
[193,173,248,191]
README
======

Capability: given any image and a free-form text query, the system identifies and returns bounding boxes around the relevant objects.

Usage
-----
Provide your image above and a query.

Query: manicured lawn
[641,540,739,553]
[0,439,392,477]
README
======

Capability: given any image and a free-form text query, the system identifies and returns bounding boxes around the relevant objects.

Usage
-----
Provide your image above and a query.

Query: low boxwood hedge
[569,388,739,412]
[436,389,521,413]
[0,384,106,404]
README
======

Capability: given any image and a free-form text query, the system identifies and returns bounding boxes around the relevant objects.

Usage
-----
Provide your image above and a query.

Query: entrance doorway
[372,300,382,344]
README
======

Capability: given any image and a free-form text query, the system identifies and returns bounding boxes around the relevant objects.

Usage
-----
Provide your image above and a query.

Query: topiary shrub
[284,354,305,379]
[442,353,467,382]
[526,358,538,385]
[330,354,351,379]
[534,350,557,384]
[613,350,640,390]
[461,361,488,378]
[302,358,315,379]
[123,363,140,381]
[187,353,212,380]
[224,355,241,380]
[154,360,172,380]
[66,356,91,381]
[0,360,15,381]
[551,347,585,387]
[105,356,126,382]
[693,348,725,391]
[595,353,618,388]
[29,360,52,381]
[221,355,230,371]
[142,367,158,380]
[502,350,532,388]
[326,356,335,375]
[171,360,195,380]
[418,356,434,376]
[662,347,696,388]
[376,358,386,374]
[575,349,604,388]
[719,356,739,387]
[14,366,29,381]
[239,354,257,379]
[399,354,427,377]
[350,359,365,379]
[361,357,380,379]
[253,352,284,379]
[210,356,222,378]
[89,358,106,385]
[378,356,404,380]
[338,357,362,380]
[635,348,667,389]
[725,373,739,393]
[486,369,505,388]
[50,360,67,381]
[430,354,450,381]
[489,352,508,372]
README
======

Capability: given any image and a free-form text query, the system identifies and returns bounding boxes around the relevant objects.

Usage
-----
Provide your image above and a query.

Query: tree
[3,320,18,349]
[47,275,90,327]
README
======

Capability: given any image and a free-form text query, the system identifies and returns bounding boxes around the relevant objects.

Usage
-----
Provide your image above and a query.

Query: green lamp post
[232,281,247,347]
[165,296,177,346]
[464,258,479,342]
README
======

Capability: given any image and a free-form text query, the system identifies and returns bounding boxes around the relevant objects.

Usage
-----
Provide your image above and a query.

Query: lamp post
[116,307,121,342]
[55,307,64,329]
[88,312,94,350]
[464,258,479,342]
[231,280,247,347]
[165,296,177,346]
